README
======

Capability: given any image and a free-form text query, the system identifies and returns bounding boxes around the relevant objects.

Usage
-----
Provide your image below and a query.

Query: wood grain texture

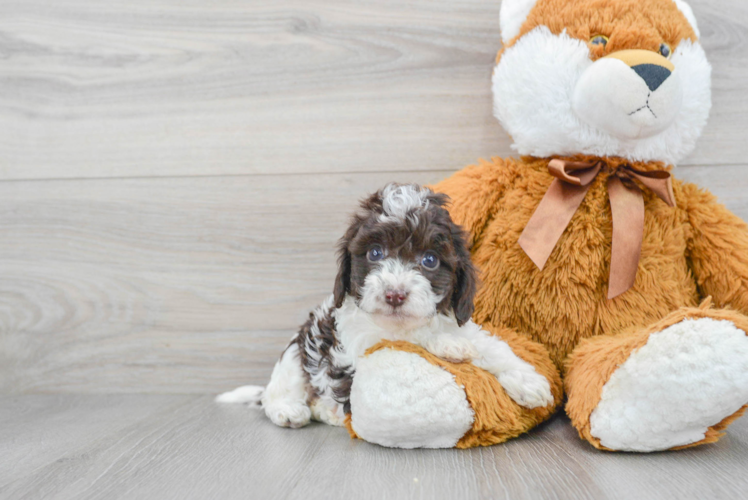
[1,395,747,500]
[0,165,746,394]
[1,0,748,181]
[0,170,446,393]
[2,1,747,494]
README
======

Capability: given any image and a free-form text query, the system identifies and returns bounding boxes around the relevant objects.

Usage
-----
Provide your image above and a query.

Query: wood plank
[1,395,747,500]
[1,0,747,181]
[0,394,197,487]
[0,170,445,394]
[1,164,747,394]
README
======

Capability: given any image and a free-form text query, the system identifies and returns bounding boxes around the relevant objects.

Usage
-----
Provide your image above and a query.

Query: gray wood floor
[1,0,748,394]
[2,0,748,498]
[1,395,747,500]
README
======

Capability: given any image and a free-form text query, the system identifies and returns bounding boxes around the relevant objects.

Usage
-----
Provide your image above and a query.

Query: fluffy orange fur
[565,299,748,450]
[500,0,697,61]
[347,0,747,451]
[346,331,563,448]
[436,155,708,367]
[427,154,748,449]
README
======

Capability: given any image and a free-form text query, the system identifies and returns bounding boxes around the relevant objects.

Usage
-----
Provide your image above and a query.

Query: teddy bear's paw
[350,348,474,448]
[310,397,346,427]
[424,334,479,363]
[498,369,554,409]
[589,317,748,451]
[264,400,312,429]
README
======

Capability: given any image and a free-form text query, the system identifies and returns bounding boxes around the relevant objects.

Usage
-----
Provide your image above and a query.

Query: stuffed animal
[345,0,748,451]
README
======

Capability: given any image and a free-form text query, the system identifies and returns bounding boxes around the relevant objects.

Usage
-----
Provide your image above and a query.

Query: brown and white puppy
[217,184,552,428]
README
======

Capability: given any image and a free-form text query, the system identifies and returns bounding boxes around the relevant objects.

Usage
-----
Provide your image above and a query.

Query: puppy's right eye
[421,251,439,270]
[367,245,384,262]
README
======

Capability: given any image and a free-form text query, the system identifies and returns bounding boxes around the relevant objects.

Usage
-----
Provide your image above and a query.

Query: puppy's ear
[450,223,478,327]
[333,244,352,308]
[333,212,367,308]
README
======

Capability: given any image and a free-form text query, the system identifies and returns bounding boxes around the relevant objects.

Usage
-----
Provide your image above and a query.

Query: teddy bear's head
[493,0,711,164]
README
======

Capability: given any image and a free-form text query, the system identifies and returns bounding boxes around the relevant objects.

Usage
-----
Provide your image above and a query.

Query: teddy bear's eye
[659,43,671,59]
[590,35,608,47]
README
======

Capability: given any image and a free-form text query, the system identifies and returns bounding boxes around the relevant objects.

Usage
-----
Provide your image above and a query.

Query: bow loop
[547,159,603,186]
[518,159,676,299]
[621,166,676,207]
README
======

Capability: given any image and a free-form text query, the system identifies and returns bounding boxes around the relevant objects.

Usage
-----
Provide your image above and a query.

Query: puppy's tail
[215,385,264,406]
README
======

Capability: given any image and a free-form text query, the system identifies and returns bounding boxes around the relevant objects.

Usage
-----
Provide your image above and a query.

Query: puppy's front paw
[310,398,346,427]
[425,335,479,363]
[498,369,554,409]
[264,401,312,428]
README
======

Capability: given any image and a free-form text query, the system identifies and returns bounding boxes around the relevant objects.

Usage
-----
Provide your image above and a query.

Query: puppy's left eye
[421,252,439,270]
[367,245,385,262]
[659,43,671,59]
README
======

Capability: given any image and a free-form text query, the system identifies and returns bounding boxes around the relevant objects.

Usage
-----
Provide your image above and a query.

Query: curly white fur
[493,27,711,165]
[589,318,748,451]
[336,295,553,409]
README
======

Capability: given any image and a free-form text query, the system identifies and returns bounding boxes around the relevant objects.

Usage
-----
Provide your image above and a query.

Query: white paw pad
[264,401,312,429]
[425,335,479,363]
[590,318,748,452]
[310,399,346,427]
[498,369,554,409]
[350,349,474,449]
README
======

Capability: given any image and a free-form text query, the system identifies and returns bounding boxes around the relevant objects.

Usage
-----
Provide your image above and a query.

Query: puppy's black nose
[631,64,671,92]
[385,289,408,307]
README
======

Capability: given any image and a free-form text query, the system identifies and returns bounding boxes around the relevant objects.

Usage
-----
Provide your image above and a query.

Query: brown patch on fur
[346,323,563,448]
[497,0,697,63]
[295,304,354,411]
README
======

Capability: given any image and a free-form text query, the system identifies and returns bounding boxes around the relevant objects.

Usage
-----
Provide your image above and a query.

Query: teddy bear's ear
[499,0,539,44]
[672,0,701,37]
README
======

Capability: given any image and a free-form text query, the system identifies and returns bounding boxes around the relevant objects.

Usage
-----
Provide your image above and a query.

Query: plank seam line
[0,164,738,184]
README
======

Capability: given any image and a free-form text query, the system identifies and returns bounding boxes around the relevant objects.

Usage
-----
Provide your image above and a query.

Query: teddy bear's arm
[681,181,748,314]
[431,158,514,246]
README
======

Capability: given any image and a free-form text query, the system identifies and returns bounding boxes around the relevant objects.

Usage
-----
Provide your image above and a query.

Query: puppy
[217,183,553,428]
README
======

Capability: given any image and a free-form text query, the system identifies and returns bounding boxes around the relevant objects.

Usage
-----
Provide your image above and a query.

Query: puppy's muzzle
[384,289,409,308]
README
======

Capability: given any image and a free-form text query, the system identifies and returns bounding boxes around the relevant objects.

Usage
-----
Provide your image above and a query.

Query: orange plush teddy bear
[345,0,748,451]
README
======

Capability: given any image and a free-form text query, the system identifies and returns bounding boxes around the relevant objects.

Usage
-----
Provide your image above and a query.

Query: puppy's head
[333,183,477,328]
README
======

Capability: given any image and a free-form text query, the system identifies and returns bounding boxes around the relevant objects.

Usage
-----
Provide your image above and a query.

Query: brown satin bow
[518,159,676,299]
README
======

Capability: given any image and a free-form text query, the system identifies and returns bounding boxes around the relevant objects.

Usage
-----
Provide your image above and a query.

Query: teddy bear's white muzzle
[572,54,683,140]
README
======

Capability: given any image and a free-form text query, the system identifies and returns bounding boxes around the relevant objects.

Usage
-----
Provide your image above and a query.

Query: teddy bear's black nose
[632,64,672,92]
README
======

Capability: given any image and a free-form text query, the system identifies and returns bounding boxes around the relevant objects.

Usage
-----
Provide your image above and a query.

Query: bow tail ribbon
[518,159,675,300]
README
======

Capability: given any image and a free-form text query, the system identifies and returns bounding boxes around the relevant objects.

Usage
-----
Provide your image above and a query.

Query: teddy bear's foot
[566,308,748,452]
[349,348,475,448]
[347,332,563,449]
